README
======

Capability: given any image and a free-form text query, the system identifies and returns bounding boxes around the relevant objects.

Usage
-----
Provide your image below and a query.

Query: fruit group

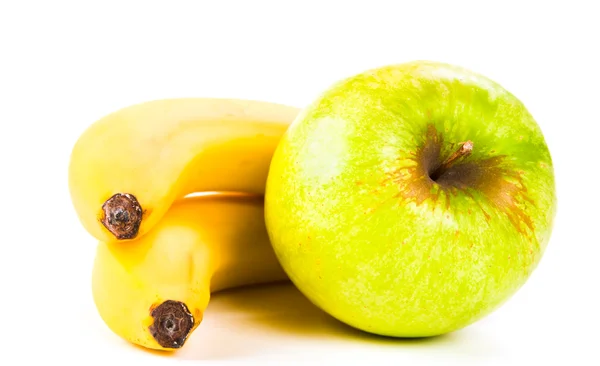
[92,194,287,350]
[265,61,556,337]
[69,98,299,242]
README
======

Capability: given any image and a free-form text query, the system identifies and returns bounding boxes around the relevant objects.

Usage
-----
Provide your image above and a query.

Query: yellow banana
[92,194,288,351]
[69,98,299,242]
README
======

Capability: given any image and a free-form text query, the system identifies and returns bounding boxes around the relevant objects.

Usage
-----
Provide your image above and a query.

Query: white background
[1,1,598,365]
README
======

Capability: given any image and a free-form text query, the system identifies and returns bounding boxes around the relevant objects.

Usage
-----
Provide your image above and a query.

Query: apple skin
[264,61,556,337]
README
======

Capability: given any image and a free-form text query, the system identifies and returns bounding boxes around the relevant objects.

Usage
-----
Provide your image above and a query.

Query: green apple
[265,61,556,337]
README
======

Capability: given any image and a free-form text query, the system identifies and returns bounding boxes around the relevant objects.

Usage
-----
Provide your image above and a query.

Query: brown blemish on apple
[385,123,536,239]
[463,191,492,222]
[444,192,452,211]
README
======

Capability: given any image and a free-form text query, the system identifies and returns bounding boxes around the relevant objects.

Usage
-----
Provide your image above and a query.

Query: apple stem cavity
[430,140,474,181]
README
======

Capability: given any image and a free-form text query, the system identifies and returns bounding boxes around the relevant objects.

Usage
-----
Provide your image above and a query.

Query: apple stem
[430,140,474,181]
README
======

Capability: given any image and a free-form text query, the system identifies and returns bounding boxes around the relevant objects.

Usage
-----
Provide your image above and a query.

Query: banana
[69,98,299,242]
[92,194,288,351]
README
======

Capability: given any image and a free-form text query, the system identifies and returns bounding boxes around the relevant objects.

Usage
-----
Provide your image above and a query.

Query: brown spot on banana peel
[149,300,195,349]
[101,193,143,240]
[387,124,536,239]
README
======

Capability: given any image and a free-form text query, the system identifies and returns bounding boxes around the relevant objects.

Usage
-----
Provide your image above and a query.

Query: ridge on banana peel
[92,194,288,351]
[69,98,300,243]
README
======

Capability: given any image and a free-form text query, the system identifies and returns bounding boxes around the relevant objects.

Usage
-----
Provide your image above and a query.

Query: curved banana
[92,194,288,351]
[69,98,299,242]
